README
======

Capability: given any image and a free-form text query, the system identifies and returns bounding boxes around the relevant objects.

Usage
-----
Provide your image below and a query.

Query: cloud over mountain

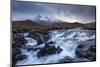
[12,1,96,23]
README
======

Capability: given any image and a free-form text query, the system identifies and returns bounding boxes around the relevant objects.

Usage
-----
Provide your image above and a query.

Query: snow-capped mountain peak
[33,15,51,22]
[32,15,62,24]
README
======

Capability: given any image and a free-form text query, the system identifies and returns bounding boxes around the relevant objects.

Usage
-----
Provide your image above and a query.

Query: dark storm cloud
[12,1,96,23]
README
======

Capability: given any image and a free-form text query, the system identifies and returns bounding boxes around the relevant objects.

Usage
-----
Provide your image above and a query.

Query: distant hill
[83,22,96,30]
[12,20,96,32]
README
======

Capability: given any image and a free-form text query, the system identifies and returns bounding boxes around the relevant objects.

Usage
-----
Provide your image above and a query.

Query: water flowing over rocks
[12,28,96,66]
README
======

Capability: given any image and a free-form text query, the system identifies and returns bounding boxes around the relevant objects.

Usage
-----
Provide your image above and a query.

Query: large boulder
[76,39,96,61]
[37,43,62,58]
[27,32,44,45]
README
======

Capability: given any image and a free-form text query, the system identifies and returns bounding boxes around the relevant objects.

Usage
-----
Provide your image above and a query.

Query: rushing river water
[14,28,96,65]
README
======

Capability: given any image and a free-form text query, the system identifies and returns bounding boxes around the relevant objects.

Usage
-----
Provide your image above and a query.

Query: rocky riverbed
[12,27,96,66]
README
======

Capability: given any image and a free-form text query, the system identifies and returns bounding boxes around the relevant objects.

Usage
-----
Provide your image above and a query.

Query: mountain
[32,15,62,25]
[12,20,96,32]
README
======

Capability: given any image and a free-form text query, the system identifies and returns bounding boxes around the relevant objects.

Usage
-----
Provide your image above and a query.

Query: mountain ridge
[12,20,96,32]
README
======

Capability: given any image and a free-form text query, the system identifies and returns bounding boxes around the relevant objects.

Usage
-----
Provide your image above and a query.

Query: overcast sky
[12,1,96,23]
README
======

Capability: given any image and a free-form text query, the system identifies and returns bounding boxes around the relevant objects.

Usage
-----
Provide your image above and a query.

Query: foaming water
[16,28,95,65]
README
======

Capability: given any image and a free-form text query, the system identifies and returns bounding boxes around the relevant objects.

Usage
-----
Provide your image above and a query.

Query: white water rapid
[16,28,95,65]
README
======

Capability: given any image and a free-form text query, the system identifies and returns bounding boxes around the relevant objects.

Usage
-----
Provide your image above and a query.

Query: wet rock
[26,45,39,51]
[26,32,35,38]
[15,54,27,61]
[87,45,96,61]
[59,56,73,63]
[27,33,44,45]
[59,56,90,63]
[48,41,54,44]
[37,43,62,58]
[76,40,96,61]
[72,57,90,62]
[26,46,34,51]
[12,53,27,67]
[90,45,96,52]
[12,34,27,65]
[57,46,62,53]
[13,35,27,47]
[76,49,88,58]
[12,34,27,49]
